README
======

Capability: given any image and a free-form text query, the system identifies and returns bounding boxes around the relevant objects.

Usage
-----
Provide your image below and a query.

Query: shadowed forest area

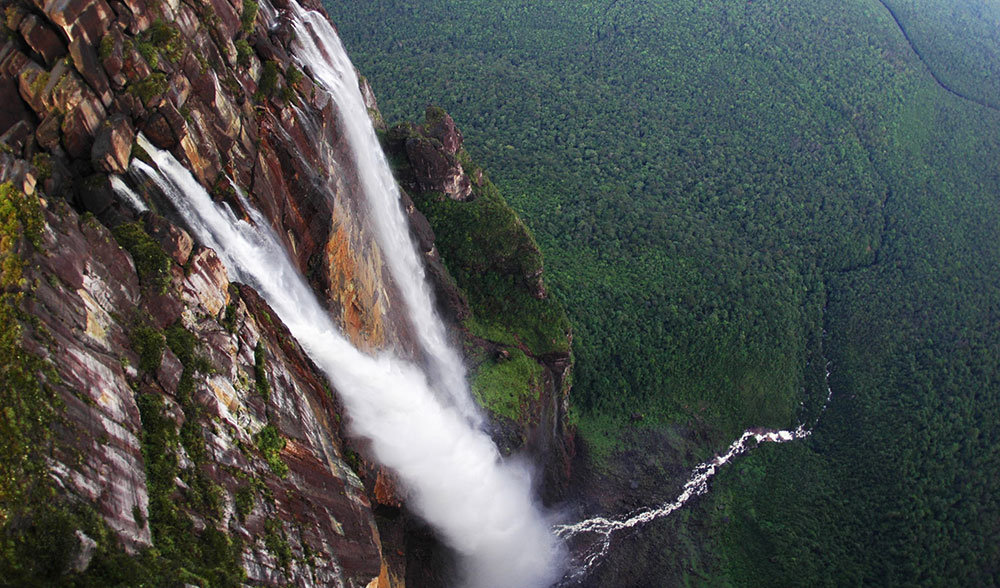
[326,0,1000,584]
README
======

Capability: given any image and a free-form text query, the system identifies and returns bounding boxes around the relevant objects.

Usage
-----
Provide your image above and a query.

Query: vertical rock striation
[0,0,573,583]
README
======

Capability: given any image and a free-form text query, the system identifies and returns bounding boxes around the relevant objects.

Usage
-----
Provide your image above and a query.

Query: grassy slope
[327,0,1000,583]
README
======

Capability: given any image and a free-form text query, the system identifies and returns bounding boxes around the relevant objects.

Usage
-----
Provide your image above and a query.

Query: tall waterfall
[132,135,564,588]
[285,0,481,426]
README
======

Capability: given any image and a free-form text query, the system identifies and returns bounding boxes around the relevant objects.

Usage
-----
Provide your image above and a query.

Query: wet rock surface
[0,0,412,582]
[18,200,383,586]
[0,0,574,583]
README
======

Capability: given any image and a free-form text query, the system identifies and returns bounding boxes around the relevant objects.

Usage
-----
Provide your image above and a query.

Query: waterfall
[553,425,811,581]
[110,175,148,213]
[132,135,564,588]
[285,0,481,426]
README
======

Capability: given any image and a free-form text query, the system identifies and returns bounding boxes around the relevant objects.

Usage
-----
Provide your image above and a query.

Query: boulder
[19,14,67,66]
[99,30,127,88]
[0,158,37,196]
[142,111,177,149]
[206,0,240,40]
[61,96,105,158]
[78,174,115,215]
[0,75,33,136]
[404,136,472,201]
[35,113,62,150]
[91,114,134,174]
[118,0,153,34]
[69,36,113,107]
[143,212,193,265]
[165,72,192,108]
[16,59,51,115]
[121,44,152,83]
[0,120,34,156]
[181,247,230,318]
[42,0,115,46]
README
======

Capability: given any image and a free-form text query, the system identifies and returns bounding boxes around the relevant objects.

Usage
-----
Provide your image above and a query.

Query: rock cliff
[0,0,572,585]
[385,107,574,503]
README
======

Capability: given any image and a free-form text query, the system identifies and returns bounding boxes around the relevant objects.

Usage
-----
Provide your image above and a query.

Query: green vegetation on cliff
[112,222,171,293]
[0,182,55,529]
[384,112,571,424]
[135,320,245,587]
[414,177,570,357]
[472,349,544,421]
[0,186,242,587]
[329,0,1000,584]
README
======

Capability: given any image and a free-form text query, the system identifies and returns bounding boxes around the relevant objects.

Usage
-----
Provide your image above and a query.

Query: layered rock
[390,107,474,202]
[0,0,410,353]
[0,0,411,581]
[1,194,383,585]
[0,0,575,583]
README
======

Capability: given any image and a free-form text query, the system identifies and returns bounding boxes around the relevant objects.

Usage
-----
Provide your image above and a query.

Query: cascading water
[554,426,811,581]
[110,175,148,213]
[285,0,480,426]
[554,365,834,583]
[131,134,564,588]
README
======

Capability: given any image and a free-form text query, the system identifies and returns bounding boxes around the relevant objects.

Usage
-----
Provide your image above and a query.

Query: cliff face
[0,0,572,584]
[385,108,575,503]
[7,197,383,586]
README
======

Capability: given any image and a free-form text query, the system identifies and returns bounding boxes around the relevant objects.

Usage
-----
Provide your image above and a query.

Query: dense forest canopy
[882,0,1000,109]
[327,0,1000,584]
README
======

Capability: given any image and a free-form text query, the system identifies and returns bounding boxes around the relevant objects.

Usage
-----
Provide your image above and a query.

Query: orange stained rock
[373,468,402,508]
[325,222,385,350]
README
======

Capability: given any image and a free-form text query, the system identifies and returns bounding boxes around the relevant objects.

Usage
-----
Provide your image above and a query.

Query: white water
[110,175,148,213]
[554,366,833,582]
[285,1,481,427]
[553,425,811,581]
[132,135,563,588]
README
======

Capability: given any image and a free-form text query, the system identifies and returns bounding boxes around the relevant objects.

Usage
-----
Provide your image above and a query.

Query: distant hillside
[882,0,1000,109]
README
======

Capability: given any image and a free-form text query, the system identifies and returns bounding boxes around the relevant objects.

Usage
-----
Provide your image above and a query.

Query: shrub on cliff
[0,182,54,521]
[112,222,171,293]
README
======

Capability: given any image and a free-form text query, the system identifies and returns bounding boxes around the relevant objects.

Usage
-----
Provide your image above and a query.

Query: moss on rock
[112,222,171,293]
[472,349,544,420]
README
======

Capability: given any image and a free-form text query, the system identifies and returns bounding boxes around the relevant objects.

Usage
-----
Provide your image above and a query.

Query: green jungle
[326,0,1000,585]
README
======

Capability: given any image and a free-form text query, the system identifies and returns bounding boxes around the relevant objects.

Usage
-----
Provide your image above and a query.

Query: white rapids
[110,174,148,213]
[554,364,833,582]
[553,425,812,581]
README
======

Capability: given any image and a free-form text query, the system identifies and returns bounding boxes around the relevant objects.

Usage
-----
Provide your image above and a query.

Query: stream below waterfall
[554,364,833,584]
